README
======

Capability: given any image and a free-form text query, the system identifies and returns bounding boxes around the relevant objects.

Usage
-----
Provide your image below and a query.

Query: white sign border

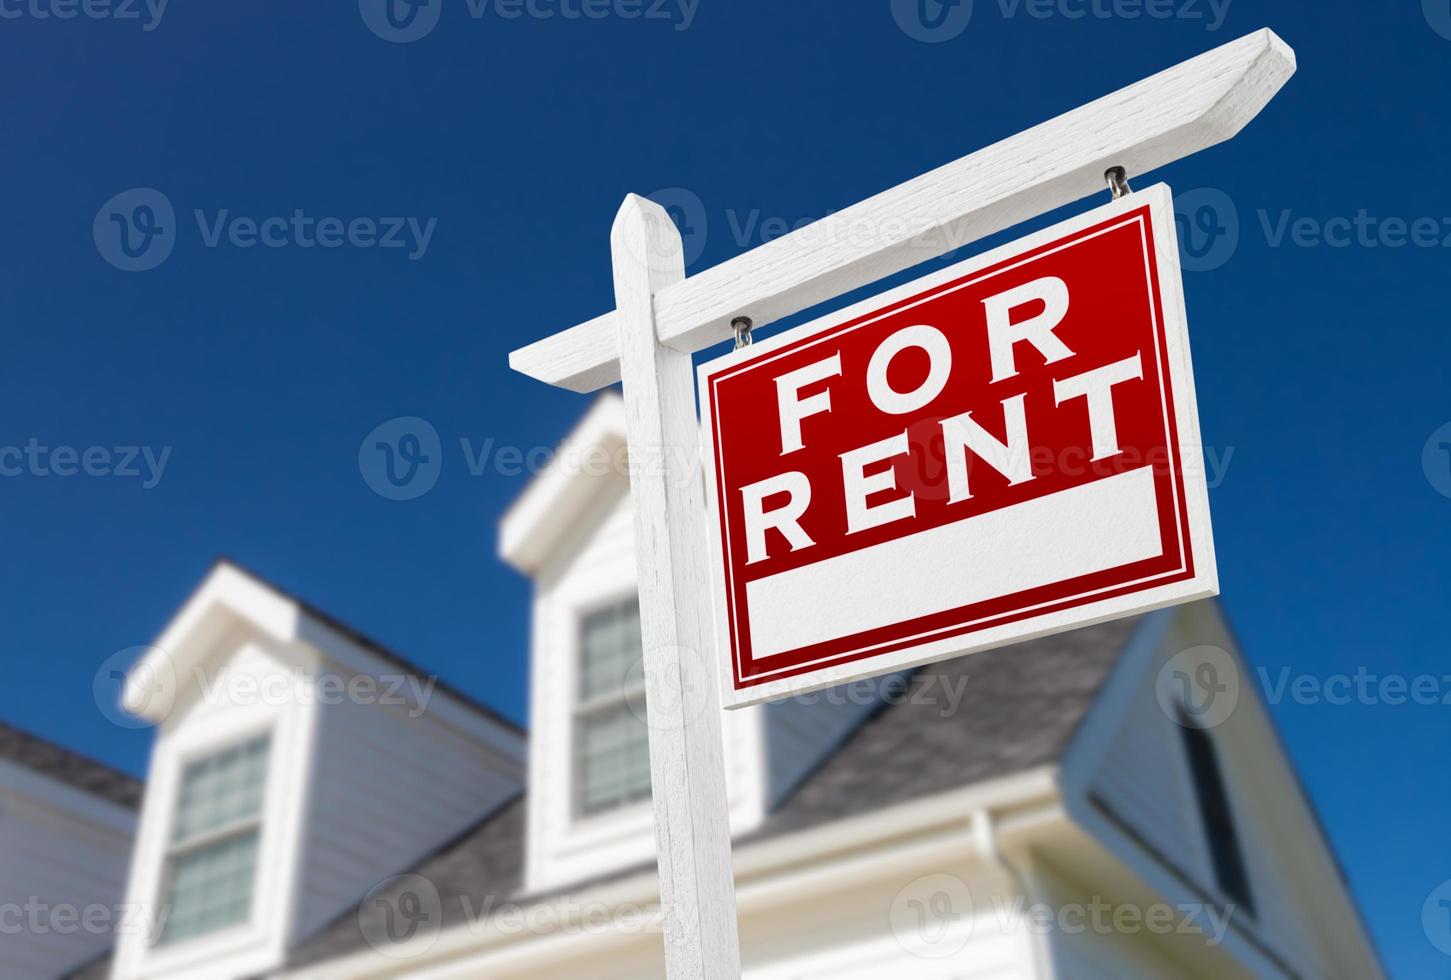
[698,183,1219,709]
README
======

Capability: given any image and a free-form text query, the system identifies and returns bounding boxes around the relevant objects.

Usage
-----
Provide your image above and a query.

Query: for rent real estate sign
[700,185,1218,707]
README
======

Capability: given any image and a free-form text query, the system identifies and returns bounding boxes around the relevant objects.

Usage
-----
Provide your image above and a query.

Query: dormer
[501,393,883,894]
[108,562,525,980]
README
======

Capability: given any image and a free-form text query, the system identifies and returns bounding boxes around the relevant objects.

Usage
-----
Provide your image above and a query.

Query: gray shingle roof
[61,952,113,980]
[0,719,142,809]
[764,615,1139,837]
[281,616,1138,970]
[285,795,528,969]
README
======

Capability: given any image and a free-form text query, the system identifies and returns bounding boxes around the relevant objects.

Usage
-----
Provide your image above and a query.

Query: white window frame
[154,728,273,947]
[571,594,652,820]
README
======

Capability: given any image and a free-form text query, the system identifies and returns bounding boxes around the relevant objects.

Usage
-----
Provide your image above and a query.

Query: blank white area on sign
[744,466,1165,661]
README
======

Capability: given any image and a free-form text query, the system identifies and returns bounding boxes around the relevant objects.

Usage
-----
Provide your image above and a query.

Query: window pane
[160,735,270,946]
[161,830,260,944]
[579,600,642,701]
[173,735,270,844]
[579,702,652,816]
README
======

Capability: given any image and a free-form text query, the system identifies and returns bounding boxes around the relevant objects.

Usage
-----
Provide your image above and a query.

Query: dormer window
[574,598,651,817]
[158,734,271,945]
[1177,711,1255,918]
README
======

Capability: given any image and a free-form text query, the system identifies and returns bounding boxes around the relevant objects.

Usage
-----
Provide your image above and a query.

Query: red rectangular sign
[699,185,1217,707]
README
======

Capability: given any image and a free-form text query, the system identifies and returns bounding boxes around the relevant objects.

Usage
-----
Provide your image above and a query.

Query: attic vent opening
[1176,709,1255,919]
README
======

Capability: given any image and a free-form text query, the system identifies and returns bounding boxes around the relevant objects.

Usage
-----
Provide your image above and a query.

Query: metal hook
[1105,166,1132,201]
[732,316,754,350]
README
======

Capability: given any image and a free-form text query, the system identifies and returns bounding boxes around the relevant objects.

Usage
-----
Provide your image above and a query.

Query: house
[61,393,1381,979]
[0,721,140,978]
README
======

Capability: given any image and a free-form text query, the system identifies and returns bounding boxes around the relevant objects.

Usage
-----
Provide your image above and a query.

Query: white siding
[1088,628,1205,883]
[1030,858,1240,980]
[744,892,1035,980]
[0,764,135,979]
[292,686,523,942]
[1078,604,1362,979]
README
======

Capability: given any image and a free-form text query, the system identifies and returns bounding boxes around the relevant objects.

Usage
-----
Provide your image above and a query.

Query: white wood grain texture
[512,28,1294,392]
[611,193,742,979]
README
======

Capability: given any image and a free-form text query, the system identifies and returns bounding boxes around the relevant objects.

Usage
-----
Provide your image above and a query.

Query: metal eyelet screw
[732,316,754,350]
[1105,166,1133,200]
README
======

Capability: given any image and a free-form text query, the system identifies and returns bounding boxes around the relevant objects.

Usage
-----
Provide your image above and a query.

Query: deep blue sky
[2,1,1448,974]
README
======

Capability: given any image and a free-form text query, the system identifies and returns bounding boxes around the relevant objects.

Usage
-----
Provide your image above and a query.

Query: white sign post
[611,195,742,978]
[510,29,1295,979]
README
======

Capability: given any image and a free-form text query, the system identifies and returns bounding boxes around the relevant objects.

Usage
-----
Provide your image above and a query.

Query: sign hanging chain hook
[732,316,754,350]
[1105,166,1132,201]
